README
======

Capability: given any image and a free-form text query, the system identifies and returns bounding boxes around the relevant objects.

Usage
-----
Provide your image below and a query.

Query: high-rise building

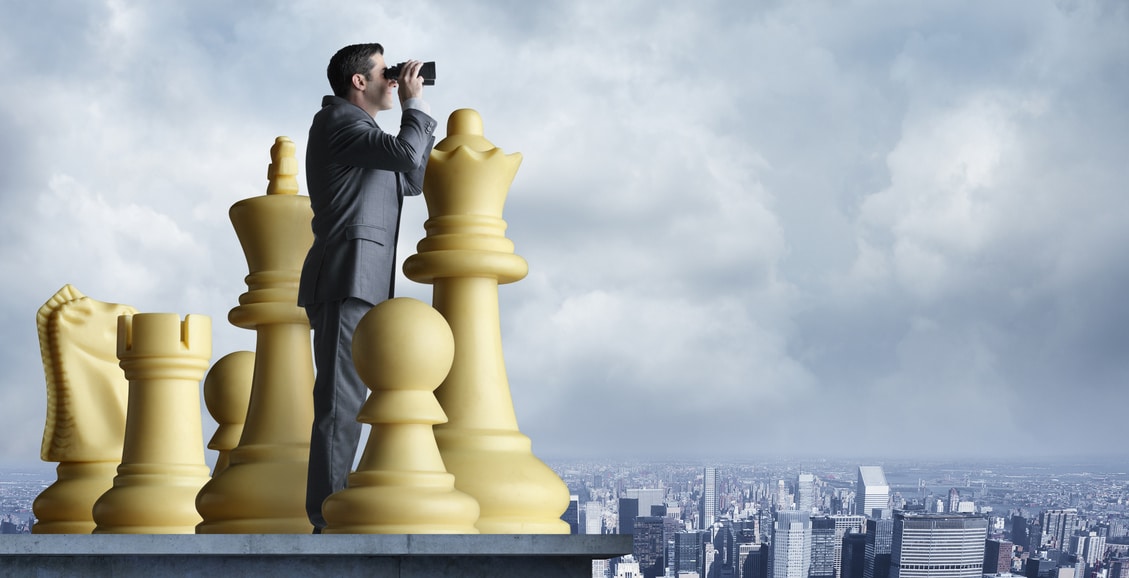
[1011,515,1030,552]
[832,514,867,577]
[797,473,815,514]
[703,467,718,530]
[1027,520,1045,551]
[770,510,812,578]
[612,556,641,578]
[673,531,706,576]
[1109,558,1129,578]
[1040,509,1078,551]
[841,532,867,578]
[776,480,791,511]
[740,544,767,578]
[1024,557,1058,577]
[626,488,666,521]
[593,557,610,578]
[712,521,737,572]
[562,495,580,534]
[863,517,894,578]
[740,542,769,578]
[810,515,837,578]
[947,488,960,513]
[856,466,890,518]
[1069,530,1105,569]
[889,512,988,578]
[983,538,1013,574]
[620,498,640,536]
[634,516,676,578]
[586,501,605,535]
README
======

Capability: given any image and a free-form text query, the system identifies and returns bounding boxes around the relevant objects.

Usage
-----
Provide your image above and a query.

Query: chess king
[195,136,316,533]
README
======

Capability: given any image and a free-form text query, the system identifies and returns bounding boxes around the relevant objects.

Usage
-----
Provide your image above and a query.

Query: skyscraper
[634,516,675,578]
[810,515,837,578]
[832,514,867,578]
[863,517,894,578]
[702,467,718,530]
[776,480,790,511]
[562,494,580,534]
[673,530,706,576]
[1040,508,1078,551]
[1010,515,1029,552]
[889,512,989,578]
[1070,530,1106,570]
[983,538,1012,574]
[841,532,867,578]
[626,488,666,521]
[1110,558,1129,578]
[796,473,815,514]
[770,510,812,578]
[856,466,890,518]
[620,498,640,536]
[947,488,960,513]
[586,501,604,535]
[740,542,769,578]
[712,521,737,572]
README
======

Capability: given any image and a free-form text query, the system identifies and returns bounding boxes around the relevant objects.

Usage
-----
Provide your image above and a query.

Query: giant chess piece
[403,109,570,533]
[322,298,480,533]
[195,136,315,533]
[202,351,254,475]
[91,313,212,533]
[32,285,136,534]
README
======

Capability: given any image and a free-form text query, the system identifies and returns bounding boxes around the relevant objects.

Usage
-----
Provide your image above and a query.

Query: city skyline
[2,2,1128,466]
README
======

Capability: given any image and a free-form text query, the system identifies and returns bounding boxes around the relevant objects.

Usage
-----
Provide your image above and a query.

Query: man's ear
[351,73,367,91]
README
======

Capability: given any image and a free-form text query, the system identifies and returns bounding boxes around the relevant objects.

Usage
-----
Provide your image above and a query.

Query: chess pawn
[195,136,315,533]
[321,298,479,533]
[92,313,213,534]
[202,351,254,475]
[32,285,136,534]
[403,109,570,533]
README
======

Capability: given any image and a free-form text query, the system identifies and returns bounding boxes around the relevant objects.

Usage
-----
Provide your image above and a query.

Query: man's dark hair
[327,43,384,97]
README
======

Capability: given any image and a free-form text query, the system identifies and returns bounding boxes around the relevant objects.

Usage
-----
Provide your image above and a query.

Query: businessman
[298,43,437,532]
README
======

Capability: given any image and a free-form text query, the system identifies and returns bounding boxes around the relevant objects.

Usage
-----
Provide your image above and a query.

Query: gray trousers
[304,297,373,532]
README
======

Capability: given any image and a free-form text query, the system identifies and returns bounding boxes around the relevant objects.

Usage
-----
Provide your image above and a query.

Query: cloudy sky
[1,0,1126,468]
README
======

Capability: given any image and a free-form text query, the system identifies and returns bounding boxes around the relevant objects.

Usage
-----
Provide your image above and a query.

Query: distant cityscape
[547,457,1129,578]
[4,456,1129,578]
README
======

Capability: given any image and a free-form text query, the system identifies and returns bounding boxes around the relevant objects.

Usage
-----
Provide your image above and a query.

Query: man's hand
[397,60,425,103]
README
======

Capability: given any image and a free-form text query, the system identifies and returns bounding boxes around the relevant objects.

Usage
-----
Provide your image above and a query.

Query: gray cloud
[1,0,1126,467]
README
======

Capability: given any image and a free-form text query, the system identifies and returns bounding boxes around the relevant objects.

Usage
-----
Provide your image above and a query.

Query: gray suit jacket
[298,95,437,307]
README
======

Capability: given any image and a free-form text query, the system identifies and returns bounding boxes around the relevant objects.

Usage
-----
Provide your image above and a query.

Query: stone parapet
[0,534,631,577]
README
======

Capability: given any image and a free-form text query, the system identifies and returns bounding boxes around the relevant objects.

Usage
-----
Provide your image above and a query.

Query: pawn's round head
[351,298,454,391]
[202,350,254,422]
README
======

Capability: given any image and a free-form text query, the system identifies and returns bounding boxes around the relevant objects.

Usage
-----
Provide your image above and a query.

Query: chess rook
[403,109,570,534]
[92,313,212,534]
[195,136,315,533]
[322,298,480,533]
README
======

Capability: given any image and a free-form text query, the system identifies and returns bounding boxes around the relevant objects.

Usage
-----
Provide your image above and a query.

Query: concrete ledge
[0,534,632,577]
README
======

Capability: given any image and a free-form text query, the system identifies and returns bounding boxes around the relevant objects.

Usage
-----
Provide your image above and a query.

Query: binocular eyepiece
[383,61,436,86]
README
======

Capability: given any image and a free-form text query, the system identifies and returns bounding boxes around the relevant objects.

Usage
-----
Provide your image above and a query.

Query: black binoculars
[383,61,436,86]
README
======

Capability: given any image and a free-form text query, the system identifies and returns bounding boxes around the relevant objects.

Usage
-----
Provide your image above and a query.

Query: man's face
[363,53,396,112]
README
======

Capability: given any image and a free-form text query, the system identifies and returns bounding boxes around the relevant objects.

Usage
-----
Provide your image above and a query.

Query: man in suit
[298,43,437,532]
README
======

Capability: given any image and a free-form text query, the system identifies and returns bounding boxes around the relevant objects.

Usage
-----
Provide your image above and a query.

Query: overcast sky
[1,0,1127,468]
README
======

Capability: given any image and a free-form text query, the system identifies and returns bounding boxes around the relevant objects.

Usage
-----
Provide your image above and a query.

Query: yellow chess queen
[404,109,570,534]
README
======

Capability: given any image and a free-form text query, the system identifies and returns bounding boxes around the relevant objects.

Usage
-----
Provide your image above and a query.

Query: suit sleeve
[402,134,435,197]
[328,108,436,174]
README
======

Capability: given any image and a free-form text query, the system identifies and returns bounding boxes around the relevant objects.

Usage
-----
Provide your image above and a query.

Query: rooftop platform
[0,534,632,577]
